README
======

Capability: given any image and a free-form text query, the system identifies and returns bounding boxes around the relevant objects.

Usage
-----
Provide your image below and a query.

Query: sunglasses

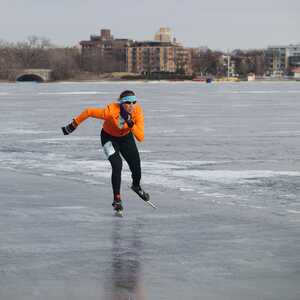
[124,101,137,105]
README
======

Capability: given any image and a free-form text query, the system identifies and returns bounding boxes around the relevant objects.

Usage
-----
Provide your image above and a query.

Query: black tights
[101,130,141,197]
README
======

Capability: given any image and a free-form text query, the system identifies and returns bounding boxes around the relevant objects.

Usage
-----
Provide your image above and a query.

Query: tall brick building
[79,28,192,75]
[126,41,192,75]
[80,29,132,73]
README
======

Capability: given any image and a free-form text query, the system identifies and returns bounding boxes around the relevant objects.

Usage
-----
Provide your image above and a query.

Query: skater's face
[123,101,136,114]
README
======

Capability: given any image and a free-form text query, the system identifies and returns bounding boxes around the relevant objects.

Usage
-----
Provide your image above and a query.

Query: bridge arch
[16,73,45,82]
[15,69,52,82]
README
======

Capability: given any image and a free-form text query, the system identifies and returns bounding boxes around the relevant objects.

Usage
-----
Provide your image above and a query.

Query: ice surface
[0,81,300,299]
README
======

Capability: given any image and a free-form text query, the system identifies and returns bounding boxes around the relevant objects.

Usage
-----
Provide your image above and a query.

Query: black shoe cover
[131,185,150,201]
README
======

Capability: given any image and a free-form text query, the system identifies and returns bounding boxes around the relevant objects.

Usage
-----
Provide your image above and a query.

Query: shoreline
[0,78,299,84]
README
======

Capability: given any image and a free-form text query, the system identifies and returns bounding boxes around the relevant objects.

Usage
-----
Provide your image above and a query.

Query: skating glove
[120,104,134,128]
[61,119,78,135]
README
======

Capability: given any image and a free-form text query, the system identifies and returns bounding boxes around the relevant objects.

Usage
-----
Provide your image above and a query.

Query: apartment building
[127,26,192,75]
[126,41,175,73]
[174,46,192,75]
[265,46,287,76]
[266,44,300,76]
[80,29,132,72]
[79,28,192,75]
[126,41,192,75]
[286,44,300,71]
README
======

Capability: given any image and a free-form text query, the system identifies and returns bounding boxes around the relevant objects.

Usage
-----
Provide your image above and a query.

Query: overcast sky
[1,0,299,50]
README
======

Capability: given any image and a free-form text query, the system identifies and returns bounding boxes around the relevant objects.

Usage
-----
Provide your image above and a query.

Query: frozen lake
[0,81,300,299]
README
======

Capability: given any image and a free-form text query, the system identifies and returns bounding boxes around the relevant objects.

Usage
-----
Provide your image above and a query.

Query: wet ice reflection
[106,220,144,300]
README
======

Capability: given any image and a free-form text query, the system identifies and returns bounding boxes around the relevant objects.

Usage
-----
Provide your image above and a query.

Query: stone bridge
[15,69,52,82]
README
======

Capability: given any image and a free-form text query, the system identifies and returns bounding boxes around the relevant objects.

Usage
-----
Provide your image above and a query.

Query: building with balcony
[266,44,300,76]
[79,28,192,75]
[287,44,300,73]
[265,46,287,76]
[126,28,192,75]
[80,29,132,73]
[126,41,176,74]
[126,41,192,75]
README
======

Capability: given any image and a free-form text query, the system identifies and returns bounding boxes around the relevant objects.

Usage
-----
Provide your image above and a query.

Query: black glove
[61,119,78,135]
[120,104,134,128]
[120,104,130,121]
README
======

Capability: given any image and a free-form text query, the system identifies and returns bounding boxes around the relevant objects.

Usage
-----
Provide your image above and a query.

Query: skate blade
[129,185,157,209]
[145,200,157,209]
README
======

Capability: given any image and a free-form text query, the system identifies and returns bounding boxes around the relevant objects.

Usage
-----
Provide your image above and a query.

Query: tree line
[0,36,81,81]
[0,36,267,81]
[191,49,266,79]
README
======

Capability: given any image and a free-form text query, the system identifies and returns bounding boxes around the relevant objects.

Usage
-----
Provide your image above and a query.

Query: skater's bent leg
[101,132,122,198]
[120,136,141,187]
[108,152,123,196]
[129,155,141,187]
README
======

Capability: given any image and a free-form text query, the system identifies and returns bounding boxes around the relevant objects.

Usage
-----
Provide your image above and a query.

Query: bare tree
[233,50,266,77]
[0,37,81,81]
[49,48,81,80]
[14,36,52,68]
[0,40,19,79]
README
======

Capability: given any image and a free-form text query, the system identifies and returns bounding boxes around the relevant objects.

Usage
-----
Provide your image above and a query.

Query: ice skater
[61,90,149,216]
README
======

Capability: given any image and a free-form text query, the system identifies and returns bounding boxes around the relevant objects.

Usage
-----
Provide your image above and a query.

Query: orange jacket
[74,102,144,142]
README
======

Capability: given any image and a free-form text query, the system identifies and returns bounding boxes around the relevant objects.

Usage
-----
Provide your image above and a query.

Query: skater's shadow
[106,219,145,300]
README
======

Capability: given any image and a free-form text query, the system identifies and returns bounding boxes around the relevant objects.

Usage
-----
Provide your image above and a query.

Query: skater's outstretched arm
[61,107,108,135]
[74,107,109,124]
